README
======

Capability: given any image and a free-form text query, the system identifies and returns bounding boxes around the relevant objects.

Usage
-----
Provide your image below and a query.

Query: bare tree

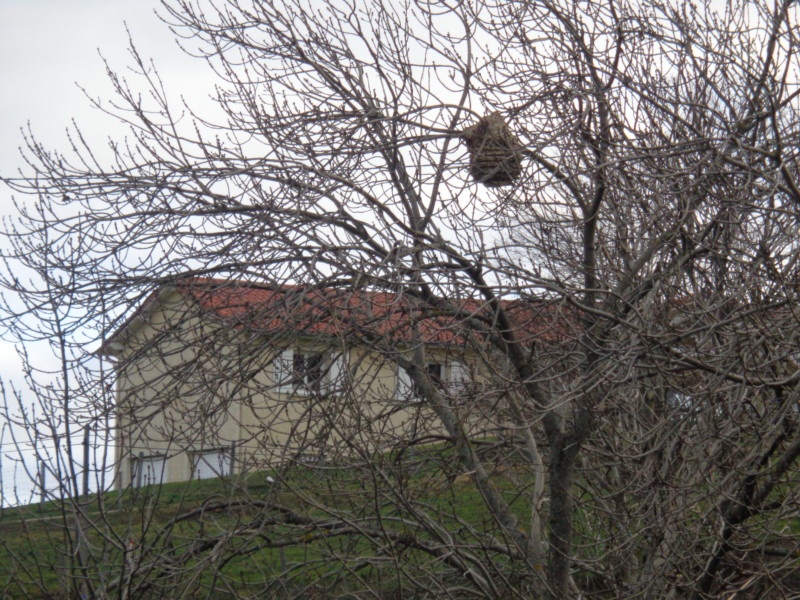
[3,0,800,598]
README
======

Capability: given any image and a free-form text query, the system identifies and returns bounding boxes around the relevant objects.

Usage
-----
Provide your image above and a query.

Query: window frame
[272,348,347,395]
[395,360,473,402]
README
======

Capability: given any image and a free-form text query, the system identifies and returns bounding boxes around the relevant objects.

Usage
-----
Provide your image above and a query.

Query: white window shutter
[448,361,470,395]
[271,349,294,392]
[324,351,346,394]
[396,366,414,401]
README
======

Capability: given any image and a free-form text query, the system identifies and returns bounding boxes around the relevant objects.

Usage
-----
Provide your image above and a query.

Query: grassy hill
[5,455,797,600]
[0,456,527,600]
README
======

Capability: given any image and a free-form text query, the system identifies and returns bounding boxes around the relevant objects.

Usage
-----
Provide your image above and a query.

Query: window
[396,360,472,402]
[272,348,346,395]
[131,455,166,487]
[294,351,325,389]
[427,362,443,381]
[395,362,442,402]
[193,448,232,480]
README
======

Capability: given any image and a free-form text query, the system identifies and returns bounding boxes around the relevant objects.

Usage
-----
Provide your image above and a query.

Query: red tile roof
[101,277,569,354]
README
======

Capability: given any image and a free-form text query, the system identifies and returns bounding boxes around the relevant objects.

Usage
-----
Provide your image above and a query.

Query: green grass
[0,453,533,599]
[3,455,798,600]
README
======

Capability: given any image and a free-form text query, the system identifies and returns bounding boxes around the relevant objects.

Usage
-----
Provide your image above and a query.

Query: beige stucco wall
[235,348,435,472]
[113,289,243,487]
[111,290,486,488]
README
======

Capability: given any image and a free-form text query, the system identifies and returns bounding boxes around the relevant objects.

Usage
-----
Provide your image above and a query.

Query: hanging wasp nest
[461,112,523,187]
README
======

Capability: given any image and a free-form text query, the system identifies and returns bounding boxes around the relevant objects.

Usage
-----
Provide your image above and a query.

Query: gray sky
[1,0,208,179]
[0,0,208,363]
[0,1,213,499]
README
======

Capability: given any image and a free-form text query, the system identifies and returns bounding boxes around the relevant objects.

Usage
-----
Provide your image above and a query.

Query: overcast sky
[0,0,209,350]
[0,0,210,179]
[0,1,215,497]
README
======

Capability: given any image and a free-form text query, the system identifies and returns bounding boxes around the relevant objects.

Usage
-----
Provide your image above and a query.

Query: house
[100,278,523,488]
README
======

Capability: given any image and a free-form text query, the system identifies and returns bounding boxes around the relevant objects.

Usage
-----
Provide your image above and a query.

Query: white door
[194,450,231,480]
[133,456,166,487]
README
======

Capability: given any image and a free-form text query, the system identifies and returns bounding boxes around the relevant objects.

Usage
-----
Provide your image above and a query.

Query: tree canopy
[3,0,800,598]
